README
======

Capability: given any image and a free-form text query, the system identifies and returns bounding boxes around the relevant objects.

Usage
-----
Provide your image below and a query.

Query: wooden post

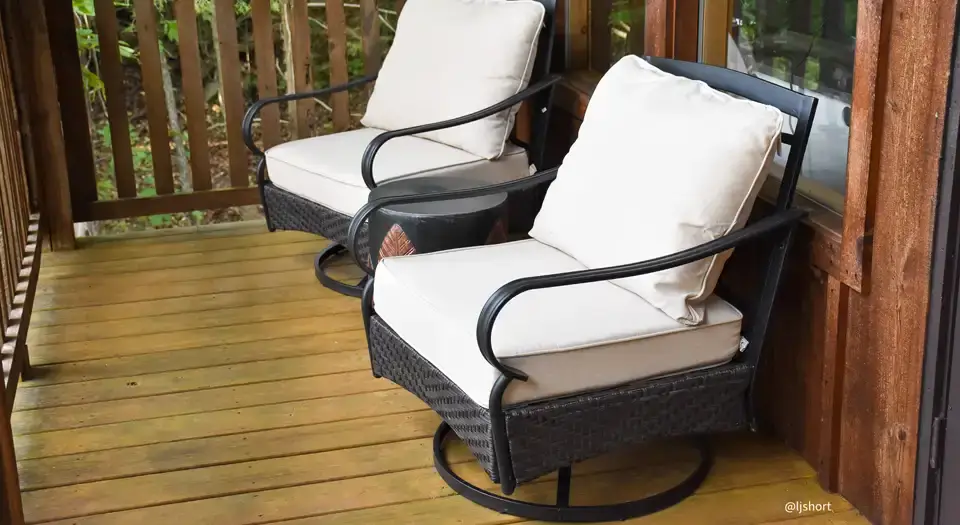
[673,0,700,62]
[645,0,674,58]
[567,0,589,70]
[43,0,97,213]
[9,1,74,250]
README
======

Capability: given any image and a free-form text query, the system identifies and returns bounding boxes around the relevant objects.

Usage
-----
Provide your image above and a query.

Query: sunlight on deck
[12,221,867,524]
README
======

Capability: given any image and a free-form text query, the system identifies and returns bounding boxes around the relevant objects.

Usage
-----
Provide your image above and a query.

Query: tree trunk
[160,47,191,192]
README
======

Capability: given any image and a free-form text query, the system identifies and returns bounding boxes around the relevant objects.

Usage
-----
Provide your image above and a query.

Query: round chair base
[433,423,713,523]
[314,243,368,298]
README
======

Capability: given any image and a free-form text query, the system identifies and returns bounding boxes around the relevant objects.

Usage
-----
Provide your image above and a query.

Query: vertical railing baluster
[326,0,351,131]
[174,0,213,191]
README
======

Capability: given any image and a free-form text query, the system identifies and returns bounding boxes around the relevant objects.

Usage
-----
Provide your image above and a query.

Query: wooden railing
[52,0,393,225]
[0,1,40,522]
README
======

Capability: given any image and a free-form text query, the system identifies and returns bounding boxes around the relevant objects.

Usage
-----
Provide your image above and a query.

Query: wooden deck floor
[13,221,868,525]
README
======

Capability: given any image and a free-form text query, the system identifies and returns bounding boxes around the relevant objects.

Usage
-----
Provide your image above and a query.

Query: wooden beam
[673,0,700,62]
[174,0,213,191]
[43,0,97,211]
[838,0,889,294]
[12,1,74,250]
[132,0,175,195]
[74,188,262,222]
[589,0,611,72]
[251,0,281,151]
[92,0,137,199]
[567,0,589,70]
[839,0,958,522]
[212,0,250,189]
[645,0,674,58]
[326,0,351,131]
[282,0,312,139]
[817,275,848,492]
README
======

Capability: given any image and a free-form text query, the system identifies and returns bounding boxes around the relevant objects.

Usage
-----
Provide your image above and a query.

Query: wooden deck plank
[13,352,377,420]
[28,296,356,345]
[30,284,354,328]
[34,264,366,311]
[29,313,363,365]
[23,438,468,522]
[39,239,330,279]
[36,252,322,294]
[15,389,422,460]
[15,223,866,524]
[46,230,312,266]
[13,369,387,434]
[34,447,821,525]
[19,331,367,388]
[18,411,442,491]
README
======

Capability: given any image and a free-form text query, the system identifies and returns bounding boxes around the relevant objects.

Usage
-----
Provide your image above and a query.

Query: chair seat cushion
[265,128,530,216]
[374,239,743,408]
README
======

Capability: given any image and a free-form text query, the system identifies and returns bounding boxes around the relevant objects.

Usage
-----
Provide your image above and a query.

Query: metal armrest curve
[475,208,808,380]
[241,75,378,156]
[359,75,563,189]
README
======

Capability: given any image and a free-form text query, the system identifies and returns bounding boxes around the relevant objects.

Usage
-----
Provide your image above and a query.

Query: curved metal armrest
[242,75,378,156]
[346,167,560,273]
[359,75,563,189]
[476,207,808,380]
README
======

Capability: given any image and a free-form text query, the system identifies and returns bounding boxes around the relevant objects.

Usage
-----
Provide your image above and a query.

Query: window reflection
[727,0,857,212]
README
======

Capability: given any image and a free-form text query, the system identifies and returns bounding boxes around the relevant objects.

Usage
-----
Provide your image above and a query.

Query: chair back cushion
[360,0,545,160]
[529,56,784,325]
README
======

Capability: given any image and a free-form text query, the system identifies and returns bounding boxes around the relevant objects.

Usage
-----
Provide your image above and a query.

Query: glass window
[584,0,645,72]
[726,0,857,212]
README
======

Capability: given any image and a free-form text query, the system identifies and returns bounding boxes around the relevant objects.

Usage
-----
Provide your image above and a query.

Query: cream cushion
[374,239,743,408]
[361,0,545,160]
[529,56,784,325]
[265,128,530,216]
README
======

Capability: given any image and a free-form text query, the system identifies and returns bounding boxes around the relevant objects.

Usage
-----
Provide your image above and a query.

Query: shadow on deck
[13,221,867,524]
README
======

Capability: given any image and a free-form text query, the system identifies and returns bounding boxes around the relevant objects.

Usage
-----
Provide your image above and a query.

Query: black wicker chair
[241,0,559,298]
[348,56,818,522]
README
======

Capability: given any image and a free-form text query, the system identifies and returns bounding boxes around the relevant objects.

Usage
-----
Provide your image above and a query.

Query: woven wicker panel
[368,316,499,480]
[263,183,370,261]
[368,314,753,485]
[503,364,752,483]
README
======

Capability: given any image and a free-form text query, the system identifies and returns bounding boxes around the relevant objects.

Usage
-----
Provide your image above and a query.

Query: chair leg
[433,423,712,522]
[314,243,369,298]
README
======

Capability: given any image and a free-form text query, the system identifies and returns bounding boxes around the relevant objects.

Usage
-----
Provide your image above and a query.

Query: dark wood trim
[914,6,960,523]
[43,0,97,211]
[837,0,891,294]
[817,275,848,492]
[10,0,73,250]
[131,0,175,195]
[839,0,958,521]
[672,0,700,62]
[589,0,611,72]
[645,0,674,57]
[73,187,261,222]
[566,0,589,70]
[0,217,38,525]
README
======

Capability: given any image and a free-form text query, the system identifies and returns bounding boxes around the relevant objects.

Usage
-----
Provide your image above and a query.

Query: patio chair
[242,0,559,297]
[350,55,817,521]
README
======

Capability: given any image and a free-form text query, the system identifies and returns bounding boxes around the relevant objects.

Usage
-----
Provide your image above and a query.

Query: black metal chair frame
[348,57,819,522]
[241,0,559,298]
